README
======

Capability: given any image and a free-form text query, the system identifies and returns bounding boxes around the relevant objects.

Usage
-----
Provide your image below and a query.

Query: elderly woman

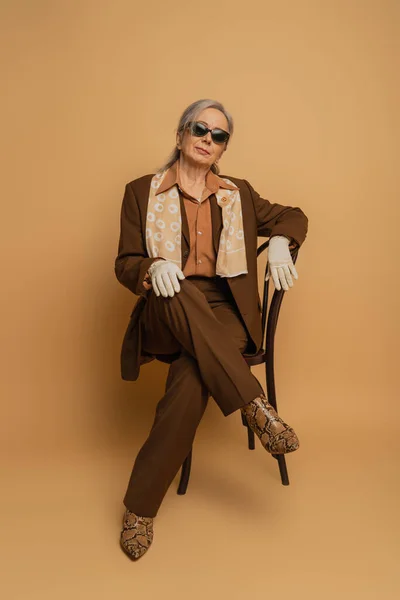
[115,99,308,560]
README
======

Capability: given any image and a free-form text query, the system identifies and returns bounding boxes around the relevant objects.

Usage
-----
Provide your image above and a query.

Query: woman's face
[177,108,229,168]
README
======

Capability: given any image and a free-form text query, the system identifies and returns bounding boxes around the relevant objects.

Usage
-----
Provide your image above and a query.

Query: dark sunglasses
[187,121,230,144]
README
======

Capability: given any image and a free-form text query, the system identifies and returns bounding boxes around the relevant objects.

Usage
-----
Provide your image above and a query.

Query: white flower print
[171,221,180,232]
[165,240,175,252]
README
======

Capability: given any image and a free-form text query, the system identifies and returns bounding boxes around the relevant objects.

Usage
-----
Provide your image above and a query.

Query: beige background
[1,0,399,598]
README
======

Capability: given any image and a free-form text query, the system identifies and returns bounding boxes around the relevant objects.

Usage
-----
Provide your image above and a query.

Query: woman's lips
[195,147,210,155]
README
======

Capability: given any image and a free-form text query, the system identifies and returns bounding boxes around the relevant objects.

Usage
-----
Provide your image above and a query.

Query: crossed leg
[141,277,264,416]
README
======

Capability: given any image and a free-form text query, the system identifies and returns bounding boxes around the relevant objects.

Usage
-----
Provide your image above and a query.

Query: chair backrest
[257,240,300,352]
[254,240,300,402]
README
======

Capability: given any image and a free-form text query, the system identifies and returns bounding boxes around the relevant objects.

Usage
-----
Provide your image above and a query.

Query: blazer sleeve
[114,182,165,296]
[244,179,308,248]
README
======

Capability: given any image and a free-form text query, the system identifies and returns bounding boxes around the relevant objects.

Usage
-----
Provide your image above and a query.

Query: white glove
[148,259,185,298]
[266,235,298,291]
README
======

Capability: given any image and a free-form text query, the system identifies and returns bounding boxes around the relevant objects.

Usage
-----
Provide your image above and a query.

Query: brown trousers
[123,275,264,517]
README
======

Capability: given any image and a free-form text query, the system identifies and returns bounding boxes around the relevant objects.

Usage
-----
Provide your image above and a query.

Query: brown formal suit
[114,169,308,517]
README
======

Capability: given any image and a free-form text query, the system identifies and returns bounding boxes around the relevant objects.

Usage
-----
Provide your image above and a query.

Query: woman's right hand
[148,259,185,298]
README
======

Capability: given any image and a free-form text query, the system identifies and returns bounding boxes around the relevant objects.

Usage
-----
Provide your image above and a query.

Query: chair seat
[150,349,268,367]
[243,349,267,366]
[149,351,181,365]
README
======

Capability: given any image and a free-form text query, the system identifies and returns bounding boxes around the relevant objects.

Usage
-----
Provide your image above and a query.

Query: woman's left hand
[266,235,298,291]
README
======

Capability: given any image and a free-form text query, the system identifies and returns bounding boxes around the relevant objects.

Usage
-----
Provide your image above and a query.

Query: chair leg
[241,389,290,484]
[265,297,292,486]
[273,454,290,485]
[241,411,255,450]
[242,409,291,483]
[177,449,192,495]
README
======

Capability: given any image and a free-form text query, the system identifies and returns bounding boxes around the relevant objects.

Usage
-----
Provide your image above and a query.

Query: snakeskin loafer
[240,393,299,454]
[120,508,154,560]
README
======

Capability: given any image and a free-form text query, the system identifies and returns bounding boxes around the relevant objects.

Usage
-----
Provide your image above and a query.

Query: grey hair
[156,99,234,175]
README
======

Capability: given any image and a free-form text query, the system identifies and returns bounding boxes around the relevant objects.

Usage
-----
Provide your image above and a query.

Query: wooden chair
[175,240,300,494]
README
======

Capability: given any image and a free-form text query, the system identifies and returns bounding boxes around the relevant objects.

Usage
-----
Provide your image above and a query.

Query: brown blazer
[115,174,308,381]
